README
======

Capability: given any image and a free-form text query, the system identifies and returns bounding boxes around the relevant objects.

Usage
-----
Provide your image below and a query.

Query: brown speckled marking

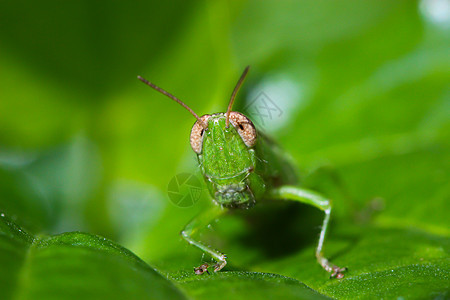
[190,115,211,154]
[229,112,257,148]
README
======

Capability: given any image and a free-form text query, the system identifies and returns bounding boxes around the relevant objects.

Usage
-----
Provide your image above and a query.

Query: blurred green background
[0,0,449,299]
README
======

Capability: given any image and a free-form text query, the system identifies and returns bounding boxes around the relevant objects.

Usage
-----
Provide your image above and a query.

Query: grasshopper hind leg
[270,186,347,279]
[315,206,347,278]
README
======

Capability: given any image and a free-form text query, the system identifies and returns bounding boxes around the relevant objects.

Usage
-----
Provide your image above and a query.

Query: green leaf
[0,213,186,300]
[172,271,329,300]
[253,226,449,299]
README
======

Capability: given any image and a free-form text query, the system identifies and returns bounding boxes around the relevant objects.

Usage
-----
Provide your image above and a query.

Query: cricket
[138,66,347,279]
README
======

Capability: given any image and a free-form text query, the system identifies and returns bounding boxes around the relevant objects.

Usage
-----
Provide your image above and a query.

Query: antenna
[225,66,250,127]
[137,76,207,128]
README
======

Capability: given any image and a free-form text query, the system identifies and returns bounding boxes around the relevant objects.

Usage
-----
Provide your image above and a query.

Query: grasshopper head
[138,66,256,208]
[190,112,258,208]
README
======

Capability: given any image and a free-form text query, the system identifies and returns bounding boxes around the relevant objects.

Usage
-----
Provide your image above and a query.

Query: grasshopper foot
[317,254,347,279]
[213,254,227,272]
[330,266,347,279]
[213,260,227,272]
[194,263,210,275]
[194,255,227,274]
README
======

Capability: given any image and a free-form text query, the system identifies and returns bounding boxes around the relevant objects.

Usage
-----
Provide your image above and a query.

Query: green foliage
[174,271,329,300]
[0,0,448,299]
[0,214,185,300]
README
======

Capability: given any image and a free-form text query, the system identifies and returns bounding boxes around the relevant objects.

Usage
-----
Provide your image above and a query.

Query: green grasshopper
[138,66,347,279]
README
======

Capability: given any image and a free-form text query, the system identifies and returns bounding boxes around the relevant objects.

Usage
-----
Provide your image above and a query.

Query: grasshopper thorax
[191,112,258,208]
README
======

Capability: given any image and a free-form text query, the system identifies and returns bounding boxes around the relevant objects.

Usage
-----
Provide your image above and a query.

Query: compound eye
[228,111,257,147]
[190,115,210,154]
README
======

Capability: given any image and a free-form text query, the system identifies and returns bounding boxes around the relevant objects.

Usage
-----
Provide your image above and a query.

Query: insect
[138,66,347,279]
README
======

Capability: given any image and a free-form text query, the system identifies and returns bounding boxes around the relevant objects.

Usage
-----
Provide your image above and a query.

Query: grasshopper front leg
[270,186,347,279]
[181,205,228,274]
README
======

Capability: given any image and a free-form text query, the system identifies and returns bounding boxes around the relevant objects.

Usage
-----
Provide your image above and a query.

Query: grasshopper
[138,66,347,279]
